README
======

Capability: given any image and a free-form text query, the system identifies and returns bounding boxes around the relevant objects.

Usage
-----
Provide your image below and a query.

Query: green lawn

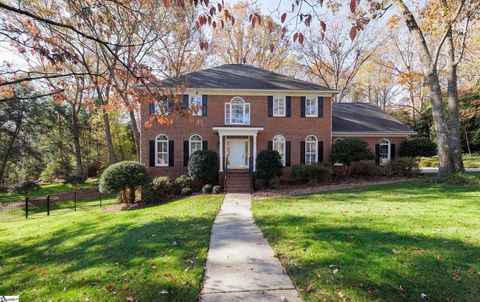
[253,177,480,301]
[0,194,224,301]
[0,178,98,202]
[419,152,480,168]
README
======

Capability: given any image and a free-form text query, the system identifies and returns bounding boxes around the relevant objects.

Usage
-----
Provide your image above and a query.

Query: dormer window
[225,97,250,125]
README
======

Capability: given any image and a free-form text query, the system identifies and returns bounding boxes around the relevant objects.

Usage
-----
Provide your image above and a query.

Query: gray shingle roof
[332,103,415,134]
[155,64,337,91]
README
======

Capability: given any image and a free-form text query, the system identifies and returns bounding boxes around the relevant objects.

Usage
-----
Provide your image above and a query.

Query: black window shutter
[267,141,273,151]
[391,144,396,160]
[286,96,291,117]
[168,140,175,167]
[300,97,306,117]
[318,141,323,162]
[300,141,305,164]
[375,144,380,165]
[318,97,324,118]
[268,96,273,117]
[148,103,155,115]
[183,94,189,108]
[202,95,208,116]
[203,141,208,150]
[183,140,189,166]
[286,141,291,167]
[149,140,155,166]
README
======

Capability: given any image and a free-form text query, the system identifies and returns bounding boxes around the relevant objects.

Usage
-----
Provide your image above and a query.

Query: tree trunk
[129,185,136,204]
[445,30,465,172]
[392,0,453,176]
[129,110,141,160]
[71,110,84,178]
[102,107,117,165]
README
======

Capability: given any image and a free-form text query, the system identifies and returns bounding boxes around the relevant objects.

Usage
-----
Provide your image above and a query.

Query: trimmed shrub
[141,181,155,203]
[174,175,192,194]
[212,185,222,194]
[399,137,437,157]
[188,150,219,184]
[352,160,376,177]
[12,180,40,196]
[181,187,193,196]
[254,179,265,190]
[255,150,283,186]
[99,161,149,203]
[330,138,374,167]
[152,176,173,198]
[268,178,280,189]
[202,184,213,194]
[64,175,84,190]
[386,157,420,177]
[290,164,331,184]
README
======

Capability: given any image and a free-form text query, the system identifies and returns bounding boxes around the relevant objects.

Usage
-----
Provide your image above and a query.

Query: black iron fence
[1,188,116,221]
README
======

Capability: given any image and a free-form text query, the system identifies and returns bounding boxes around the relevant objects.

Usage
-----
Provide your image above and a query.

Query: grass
[253,176,480,302]
[419,152,480,168]
[0,194,224,301]
[0,178,98,202]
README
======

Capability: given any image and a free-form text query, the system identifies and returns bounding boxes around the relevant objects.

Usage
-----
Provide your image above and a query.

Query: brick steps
[225,171,252,193]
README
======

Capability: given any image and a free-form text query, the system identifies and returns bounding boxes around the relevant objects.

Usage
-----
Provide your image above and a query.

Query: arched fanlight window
[334,138,343,144]
[379,138,391,165]
[189,134,203,156]
[273,135,286,166]
[305,135,318,165]
[155,134,169,166]
[225,96,250,125]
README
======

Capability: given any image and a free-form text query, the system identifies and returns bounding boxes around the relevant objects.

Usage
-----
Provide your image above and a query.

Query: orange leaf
[320,21,327,31]
[350,0,357,13]
[293,32,298,43]
[281,12,287,23]
[349,26,357,40]
[269,43,274,52]
[298,33,304,44]
[163,0,170,8]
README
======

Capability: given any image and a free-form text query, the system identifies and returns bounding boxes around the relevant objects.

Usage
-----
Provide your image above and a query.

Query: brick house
[140,64,414,191]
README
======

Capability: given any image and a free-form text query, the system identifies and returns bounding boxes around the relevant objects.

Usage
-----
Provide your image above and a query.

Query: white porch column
[219,134,224,172]
[253,134,257,172]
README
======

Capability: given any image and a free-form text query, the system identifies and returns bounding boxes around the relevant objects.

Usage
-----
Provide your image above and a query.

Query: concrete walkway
[200,193,301,302]
[420,167,480,173]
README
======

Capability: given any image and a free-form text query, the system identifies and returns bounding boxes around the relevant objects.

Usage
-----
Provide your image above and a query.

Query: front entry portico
[212,127,264,172]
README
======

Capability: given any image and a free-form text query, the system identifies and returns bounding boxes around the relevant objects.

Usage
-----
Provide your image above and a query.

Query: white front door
[227,138,249,169]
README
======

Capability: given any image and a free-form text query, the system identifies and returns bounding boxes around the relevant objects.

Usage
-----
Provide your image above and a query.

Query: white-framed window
[333,138,343,166]
[189,134,202,156]
[273,96,286,117]
[225,96,250,125]
[305,96,318,117]
[305,135,318,164]
[190,95,202,116]
[379,138,391,165]
[273,135,286,166]
[153,99,171,115]
[155,134,169,166]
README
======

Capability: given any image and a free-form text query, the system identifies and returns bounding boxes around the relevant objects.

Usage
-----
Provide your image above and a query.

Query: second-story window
[273,96,286,117]
[305,96,318,117]
[225,96,250,125]
[190,95,202,116]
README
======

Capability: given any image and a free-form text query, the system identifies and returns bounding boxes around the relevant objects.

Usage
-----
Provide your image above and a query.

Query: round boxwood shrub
[181,187,193,196]
[255,150,283,187]
[330,138,374,166]
[173,175,192,195]
[99,161,149,204]
[202,184,213,194]
[188,150,219,184]
[12,180,40,196]
[152,176,173,199]
[290,164,331,184]
[399,137,437,157]
[212,185,222,194]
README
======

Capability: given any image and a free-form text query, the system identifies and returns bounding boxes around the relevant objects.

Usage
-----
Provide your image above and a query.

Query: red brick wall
[140,95,333,180]
[332,136,406,156]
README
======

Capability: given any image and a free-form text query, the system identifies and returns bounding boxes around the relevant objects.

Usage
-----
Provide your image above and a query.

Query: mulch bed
[253,176,418,200]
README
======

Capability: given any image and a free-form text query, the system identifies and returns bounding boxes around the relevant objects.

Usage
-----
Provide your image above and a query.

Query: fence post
[99,191,102,207]
[25,196,28,219]
[47,195,50,216]
[74,190,77,211]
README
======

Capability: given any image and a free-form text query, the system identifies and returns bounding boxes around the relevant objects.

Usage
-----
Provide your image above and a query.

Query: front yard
[253,176,480,301]
[0,194,223,301]
[419,152,480,168]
